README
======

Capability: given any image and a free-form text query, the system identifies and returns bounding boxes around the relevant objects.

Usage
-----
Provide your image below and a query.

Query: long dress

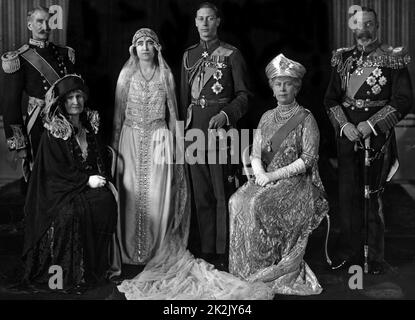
[115,70,272,300]
[115,70,175,265]
[23,117,117,289]
[229,105,329,295]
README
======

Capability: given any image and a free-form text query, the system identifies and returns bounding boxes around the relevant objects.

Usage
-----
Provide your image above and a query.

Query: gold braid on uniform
[184,53,205,86]
[7,125,28,150]
[1,45,29,73]
[328,105,349,133]
[368,105,400,133]
[331,50,354,91]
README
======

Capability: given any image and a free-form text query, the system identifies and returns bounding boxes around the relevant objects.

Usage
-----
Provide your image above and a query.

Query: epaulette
[56,45,76,64]
[1,44,30,73]
[379,44,394,53]
[331,46,354,67]
[66,46,75,65]
[379,44,411,68]
[220,42,237,52]
[185,43,199,52]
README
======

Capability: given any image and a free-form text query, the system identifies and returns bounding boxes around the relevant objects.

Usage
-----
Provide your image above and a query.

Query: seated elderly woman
[22,75,117,292]
[229,54,329,296]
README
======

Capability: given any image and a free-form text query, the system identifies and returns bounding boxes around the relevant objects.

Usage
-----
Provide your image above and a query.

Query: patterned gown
[116,70,174,265]
[229,105,329,295]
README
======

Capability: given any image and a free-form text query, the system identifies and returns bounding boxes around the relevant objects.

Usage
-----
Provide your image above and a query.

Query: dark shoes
[368,260,385,275]
[214,256,229,272]
[199,253,229,272]
[328,254,385,275]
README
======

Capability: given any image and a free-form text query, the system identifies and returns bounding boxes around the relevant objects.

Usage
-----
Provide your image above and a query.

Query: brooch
[266,140,272,152]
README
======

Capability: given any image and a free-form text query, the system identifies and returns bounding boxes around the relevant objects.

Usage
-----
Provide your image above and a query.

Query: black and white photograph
[0,0,414,307]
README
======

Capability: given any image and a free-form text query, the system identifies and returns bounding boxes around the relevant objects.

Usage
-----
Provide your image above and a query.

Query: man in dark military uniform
[324,7,413,274]
[180,2,250,270]
[1,6,75,180]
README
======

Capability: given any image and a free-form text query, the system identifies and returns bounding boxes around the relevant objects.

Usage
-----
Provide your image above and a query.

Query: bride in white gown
[114,29,272,300]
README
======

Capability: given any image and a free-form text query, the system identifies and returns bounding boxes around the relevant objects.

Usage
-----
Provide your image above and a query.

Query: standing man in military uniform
[180,2,250,270]
[1,6,75,180]
[324,7,413,274]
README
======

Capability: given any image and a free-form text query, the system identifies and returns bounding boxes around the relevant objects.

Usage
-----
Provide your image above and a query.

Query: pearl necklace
[274,100,300,123]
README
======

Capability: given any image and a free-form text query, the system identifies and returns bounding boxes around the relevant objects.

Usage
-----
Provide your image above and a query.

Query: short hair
[196,2,220,18]
[27,6,49,22]
[352,6,378,24]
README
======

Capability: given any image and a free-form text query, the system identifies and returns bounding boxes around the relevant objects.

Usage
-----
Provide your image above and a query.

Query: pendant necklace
[139,65,157,82]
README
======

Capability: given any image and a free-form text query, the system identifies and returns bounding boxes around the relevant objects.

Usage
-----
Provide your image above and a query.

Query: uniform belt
[342,97,388,111]
[191,97,229,108]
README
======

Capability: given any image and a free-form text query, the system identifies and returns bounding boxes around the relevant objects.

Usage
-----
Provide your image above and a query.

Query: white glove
[88,175,107,188]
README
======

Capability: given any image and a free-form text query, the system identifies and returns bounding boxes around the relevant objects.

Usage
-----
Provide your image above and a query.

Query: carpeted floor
[0,173,414,300]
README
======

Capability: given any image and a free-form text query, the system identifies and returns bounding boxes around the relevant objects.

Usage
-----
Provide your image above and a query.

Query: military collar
[199,37,220,51]
[356,39,380,53]
[29,38,49,49]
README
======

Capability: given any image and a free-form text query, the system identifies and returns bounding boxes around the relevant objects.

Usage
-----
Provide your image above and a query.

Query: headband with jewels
[132,28,160,47]
[265,54,306,81]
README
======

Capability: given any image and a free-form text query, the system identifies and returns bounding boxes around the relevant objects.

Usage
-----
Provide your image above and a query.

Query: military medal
[211,55,225,95]
[356,57,364,75]
[211,82,223,94]
[213,69,223,80]
[212,69,224,95]
[202,51,209,59]
[366,67,386,96]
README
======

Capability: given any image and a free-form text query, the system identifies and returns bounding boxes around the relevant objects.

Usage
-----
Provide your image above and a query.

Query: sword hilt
[364,245,369,274]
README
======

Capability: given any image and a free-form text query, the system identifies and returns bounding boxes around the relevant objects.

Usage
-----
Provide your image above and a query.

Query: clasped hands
[255,171,277,187]
[343,121,372,142]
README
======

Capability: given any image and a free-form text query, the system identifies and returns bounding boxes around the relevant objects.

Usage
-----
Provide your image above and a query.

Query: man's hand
[208,112,227,129]
[357,121,373,139]
[88,175,107,188]
[343,123,362,142]
[255,172,272,187]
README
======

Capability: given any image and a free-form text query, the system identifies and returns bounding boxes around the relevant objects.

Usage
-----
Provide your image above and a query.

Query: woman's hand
[255,172,272,187]
[88,175,107,188]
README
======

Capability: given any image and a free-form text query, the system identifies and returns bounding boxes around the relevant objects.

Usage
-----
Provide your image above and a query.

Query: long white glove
[270,158,306,181]
[253,158,306,187]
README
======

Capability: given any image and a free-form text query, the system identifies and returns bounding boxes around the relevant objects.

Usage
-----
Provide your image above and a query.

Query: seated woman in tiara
[228,54,329,295]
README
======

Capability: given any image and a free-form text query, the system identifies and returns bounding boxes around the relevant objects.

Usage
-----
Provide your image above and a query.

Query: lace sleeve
[300,113,320,169]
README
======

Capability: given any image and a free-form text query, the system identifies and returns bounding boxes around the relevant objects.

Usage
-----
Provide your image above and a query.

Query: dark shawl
[23,129,107,256]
